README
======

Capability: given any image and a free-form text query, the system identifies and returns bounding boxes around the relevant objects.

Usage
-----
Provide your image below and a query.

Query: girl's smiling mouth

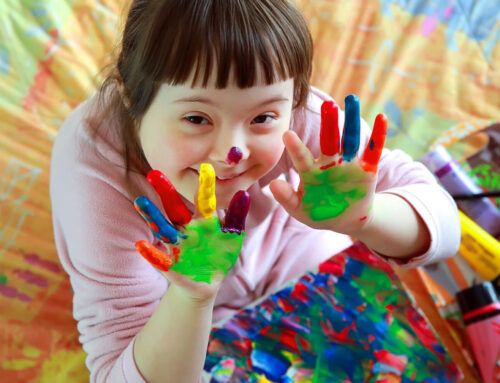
[188,167,246,184]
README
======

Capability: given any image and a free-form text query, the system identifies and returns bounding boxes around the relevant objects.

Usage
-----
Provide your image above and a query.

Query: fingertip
[360,113,388,173]
[345,94,359,104]
[282,130,297,146]
[222,190,251,233]
[146,169,192,227]
[342,94,361,162]
[320,100,340,156]
[374,113,388,133]
[198,163,216,219]
[135,240,174,272]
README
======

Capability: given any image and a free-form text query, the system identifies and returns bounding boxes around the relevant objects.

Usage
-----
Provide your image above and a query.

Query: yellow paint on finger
[197,163,216,219]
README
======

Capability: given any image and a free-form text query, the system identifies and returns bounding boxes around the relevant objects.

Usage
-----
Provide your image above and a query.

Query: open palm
[270,94,387,236]
[134,164,250,300]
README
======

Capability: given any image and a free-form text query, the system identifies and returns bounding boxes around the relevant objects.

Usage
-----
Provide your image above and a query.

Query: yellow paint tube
[458,210,500,281]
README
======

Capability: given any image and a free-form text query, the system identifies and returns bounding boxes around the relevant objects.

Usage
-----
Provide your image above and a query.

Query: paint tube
[458,210,500,280]
[456,282,500,383]
[422,145,500,238]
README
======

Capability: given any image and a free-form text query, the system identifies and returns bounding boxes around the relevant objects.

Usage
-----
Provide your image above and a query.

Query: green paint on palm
[302,165,367,221]
[170,217,245,283]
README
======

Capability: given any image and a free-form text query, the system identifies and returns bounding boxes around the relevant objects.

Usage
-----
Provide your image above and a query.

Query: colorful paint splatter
[204,242,461,382]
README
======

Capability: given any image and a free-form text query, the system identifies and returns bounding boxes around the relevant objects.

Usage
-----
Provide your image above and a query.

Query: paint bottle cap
[456,281,498,315]
[422,145,454,174]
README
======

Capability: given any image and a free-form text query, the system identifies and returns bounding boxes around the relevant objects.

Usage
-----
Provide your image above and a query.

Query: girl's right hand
[134,164,250,302]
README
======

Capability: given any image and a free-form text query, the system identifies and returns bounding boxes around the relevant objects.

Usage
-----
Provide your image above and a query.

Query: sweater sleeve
[289,87,461,267]
[50,102,166,382]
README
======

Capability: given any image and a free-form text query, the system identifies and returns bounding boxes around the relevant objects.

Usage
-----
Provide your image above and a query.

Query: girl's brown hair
[92,0,313,174]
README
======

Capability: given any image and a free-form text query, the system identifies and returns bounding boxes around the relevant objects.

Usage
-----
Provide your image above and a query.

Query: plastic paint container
[456,282,500,383]
[423,145,500,238]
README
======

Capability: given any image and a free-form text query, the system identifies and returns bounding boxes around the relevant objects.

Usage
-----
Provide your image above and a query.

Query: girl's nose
[226,147,243,164]
[209,129,249,165]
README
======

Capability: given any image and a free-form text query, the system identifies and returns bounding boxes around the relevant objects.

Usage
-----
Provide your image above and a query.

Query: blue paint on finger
[134,196,180,245]
[342,94,361,162]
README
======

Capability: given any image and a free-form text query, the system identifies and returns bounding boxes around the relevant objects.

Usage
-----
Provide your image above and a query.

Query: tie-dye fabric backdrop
[1,0,498,381]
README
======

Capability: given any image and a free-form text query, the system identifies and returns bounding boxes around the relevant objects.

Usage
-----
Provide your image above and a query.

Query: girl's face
[139,70,294,209]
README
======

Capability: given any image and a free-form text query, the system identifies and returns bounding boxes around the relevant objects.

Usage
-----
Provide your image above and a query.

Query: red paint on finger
[135,240,174,272]
[159,235,171,243]
[320,161,336,170]
[360,114,387,173]
[320,101,340,156]
[147,221,160,233]
[172,247,180,263]
[147,170,191,227]
[359,216,367,221]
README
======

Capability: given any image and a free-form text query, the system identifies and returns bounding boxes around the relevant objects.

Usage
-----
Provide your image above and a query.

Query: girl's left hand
[270,94,387,236]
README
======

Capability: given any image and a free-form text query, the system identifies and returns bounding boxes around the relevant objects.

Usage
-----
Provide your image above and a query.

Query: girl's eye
[252,114,276,124]
[185,115,209,125]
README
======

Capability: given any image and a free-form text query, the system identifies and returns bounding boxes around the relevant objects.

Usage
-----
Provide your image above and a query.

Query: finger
[135,240,174,272]
[360,114,388,173]
[283,130,315,172]
[269,179,302,215]
[197,163,216,219]
[341,94,361,162]
[134,196,180,244]
[320,100,340,156]
[147,170,191,227]
[221,190,251,234]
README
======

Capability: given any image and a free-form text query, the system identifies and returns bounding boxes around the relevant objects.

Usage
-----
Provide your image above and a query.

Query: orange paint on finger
[135,240,174,272]
[360,114,387,173]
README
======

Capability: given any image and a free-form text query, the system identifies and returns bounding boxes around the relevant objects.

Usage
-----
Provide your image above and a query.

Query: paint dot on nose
[227,146,243,164]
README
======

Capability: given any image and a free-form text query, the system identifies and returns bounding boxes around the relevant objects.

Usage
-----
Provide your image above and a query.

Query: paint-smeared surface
[302,163,368,221]
[205,242,461,382]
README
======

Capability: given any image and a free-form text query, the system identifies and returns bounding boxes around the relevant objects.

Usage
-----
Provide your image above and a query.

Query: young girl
[49,1,461,382]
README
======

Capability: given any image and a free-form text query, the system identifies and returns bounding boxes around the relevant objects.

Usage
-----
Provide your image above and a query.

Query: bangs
[138,0,312,90]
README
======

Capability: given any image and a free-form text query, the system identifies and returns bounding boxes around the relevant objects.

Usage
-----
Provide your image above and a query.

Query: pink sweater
[50,87,460,382]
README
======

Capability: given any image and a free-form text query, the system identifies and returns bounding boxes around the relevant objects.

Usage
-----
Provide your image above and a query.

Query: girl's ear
[114,72,131,109]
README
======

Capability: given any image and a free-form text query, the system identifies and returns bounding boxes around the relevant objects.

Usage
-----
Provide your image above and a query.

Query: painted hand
[270,94,387,236]
[134,164,250,291]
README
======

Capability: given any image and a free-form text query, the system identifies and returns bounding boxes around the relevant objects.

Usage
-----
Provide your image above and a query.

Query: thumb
[269,179,302,215]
